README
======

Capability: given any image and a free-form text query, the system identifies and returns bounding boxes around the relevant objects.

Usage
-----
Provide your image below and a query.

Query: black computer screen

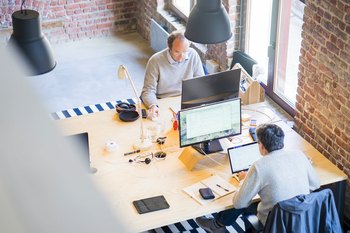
[179,98,241,155]
[181,68,241,109]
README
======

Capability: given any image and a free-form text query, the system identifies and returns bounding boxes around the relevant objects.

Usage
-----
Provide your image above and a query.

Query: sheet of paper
[201,175,237,197]
[182,182,215,205]
[182,175,237,205]
[170,104,181,114]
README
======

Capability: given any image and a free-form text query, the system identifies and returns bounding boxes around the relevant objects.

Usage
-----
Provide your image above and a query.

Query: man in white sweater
[140,30,204,120]
[196,123,321,233]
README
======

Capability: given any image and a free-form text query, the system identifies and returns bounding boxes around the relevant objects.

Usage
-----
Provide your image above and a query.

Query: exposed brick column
[206,0,241,70]
[295,0,350,220]
[136,0,164,44]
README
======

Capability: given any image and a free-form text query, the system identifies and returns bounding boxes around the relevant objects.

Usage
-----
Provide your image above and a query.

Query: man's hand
[148,105,160,121]
[238,171,247,181]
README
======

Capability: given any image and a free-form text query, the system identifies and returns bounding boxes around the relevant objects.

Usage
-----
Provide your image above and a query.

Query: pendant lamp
[185,0,232,44]
[8,2,56,75]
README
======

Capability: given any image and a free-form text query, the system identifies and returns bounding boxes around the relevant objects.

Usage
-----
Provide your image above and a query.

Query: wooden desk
[55,96,347,232]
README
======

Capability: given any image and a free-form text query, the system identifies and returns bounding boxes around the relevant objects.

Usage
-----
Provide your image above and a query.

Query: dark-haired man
[141,30,204,120]
[196,123,320,233]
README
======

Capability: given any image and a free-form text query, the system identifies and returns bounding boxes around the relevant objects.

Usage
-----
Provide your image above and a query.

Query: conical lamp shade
[185,0,232,44]
[9,10,56,75]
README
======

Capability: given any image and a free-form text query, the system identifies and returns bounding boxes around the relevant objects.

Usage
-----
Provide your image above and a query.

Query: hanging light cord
[21,0,27,15]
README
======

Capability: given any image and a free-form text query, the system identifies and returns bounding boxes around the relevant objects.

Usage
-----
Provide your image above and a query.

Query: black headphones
[129,157,151,164]
[116,102,136,113]
[129,153,153,164]
[156,137,166,145]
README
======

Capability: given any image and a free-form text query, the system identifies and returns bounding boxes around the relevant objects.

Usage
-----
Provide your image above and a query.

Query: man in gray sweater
[196,123,321,233]
[141,30,204,120]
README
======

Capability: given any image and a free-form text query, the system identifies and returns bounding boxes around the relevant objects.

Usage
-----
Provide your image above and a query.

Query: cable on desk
[161,136,181,154]
[129,153,160,178]
[241,105,276,123]
[227,136,243,144]
[200,149,231,170]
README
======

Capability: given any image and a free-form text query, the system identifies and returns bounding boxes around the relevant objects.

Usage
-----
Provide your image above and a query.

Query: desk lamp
[185,0,232,44]
[8,0,56,75]
[118,65,152,150]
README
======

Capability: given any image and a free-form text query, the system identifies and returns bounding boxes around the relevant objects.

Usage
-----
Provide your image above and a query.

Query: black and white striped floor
[52,99,246,233]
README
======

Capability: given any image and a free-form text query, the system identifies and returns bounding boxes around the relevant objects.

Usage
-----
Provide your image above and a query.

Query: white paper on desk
[170,104,181,114]
[183,175,237,205]
[183,182,216,205]
[201,175,237,197]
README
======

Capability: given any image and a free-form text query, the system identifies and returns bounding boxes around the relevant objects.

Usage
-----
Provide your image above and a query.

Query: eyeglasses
[172,50,189,56]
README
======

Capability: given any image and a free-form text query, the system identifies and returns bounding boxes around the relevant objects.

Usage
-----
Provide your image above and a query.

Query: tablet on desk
[228,142,262,174]
[133,195,170,214]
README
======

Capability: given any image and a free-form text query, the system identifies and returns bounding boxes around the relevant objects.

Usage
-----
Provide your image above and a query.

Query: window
[244,0,305,116]
[170,0,196,21]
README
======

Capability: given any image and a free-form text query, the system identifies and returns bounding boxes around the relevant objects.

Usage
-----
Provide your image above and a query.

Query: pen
[216,184,229,192]
[124,150,140,156]
[232,174,240,182]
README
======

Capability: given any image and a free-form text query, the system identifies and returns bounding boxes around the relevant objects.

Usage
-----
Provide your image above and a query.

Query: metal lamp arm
[122,67,145,142]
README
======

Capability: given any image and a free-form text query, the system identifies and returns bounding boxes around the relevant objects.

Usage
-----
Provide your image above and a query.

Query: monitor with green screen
[178,98,241,155]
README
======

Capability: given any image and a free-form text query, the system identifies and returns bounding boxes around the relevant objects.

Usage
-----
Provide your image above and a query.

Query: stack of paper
[183,175,237,205]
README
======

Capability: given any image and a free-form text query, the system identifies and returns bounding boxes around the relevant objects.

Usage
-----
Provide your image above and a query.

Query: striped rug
[50,98,138,120]
[52,99,246,233]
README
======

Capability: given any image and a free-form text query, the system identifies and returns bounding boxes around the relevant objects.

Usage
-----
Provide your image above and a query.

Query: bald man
[141,30,204,120]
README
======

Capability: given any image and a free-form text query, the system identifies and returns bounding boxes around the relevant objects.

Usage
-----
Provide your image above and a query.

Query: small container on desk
[232,63,265,105]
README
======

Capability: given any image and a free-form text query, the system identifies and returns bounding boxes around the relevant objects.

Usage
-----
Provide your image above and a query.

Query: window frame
[169,0,196,22]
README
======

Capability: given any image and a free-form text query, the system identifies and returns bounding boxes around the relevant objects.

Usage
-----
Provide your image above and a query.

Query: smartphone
[141,109,148,118]
[249,128,257,142]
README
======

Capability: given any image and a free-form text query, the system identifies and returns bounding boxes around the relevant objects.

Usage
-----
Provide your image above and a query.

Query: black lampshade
[185,0,232,44]
[9,10,56,75]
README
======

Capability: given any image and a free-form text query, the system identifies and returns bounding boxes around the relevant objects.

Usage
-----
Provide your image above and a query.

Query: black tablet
[133,195,170,214]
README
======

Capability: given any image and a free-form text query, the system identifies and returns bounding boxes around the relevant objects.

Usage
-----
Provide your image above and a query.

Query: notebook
[227,142,262,174]
[183,175,237,205]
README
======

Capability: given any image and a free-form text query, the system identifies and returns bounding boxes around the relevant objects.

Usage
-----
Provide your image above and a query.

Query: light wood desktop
[55,96,347,232]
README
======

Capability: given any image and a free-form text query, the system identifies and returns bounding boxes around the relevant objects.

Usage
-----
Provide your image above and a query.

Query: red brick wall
[135,0,164,44]
[205,0,241,70]
[0,0,137,44]
[295,0,350,220]
[135,0,239,70]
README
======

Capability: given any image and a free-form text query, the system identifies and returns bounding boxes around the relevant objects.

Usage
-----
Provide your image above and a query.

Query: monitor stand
[191,140,223,155]
[90,167,98,174]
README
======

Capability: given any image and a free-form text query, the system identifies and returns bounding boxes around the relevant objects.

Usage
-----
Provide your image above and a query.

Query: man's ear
[167,43,170,50]
[259,141,266,151]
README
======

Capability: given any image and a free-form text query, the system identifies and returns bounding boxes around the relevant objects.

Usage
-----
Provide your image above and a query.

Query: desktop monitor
[179,98,241,155]
[181,68,241,109]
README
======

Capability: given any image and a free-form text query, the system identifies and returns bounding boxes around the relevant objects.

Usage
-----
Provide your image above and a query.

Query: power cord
[200,148,231,170]
[129,153,160,178]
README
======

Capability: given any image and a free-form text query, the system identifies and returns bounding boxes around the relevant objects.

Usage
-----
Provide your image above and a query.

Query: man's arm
[305,156,321,191]
[192,49,205,77]
[232,164,261,209]
[141,59,159,109]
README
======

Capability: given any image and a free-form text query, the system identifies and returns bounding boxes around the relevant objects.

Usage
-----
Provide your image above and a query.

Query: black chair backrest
[229,51,258,77]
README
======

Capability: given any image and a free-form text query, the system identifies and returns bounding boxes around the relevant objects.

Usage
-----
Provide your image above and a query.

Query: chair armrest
[242,213,265,232]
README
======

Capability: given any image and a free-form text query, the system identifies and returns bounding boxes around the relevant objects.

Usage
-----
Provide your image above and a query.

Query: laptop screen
[228,142,262,174]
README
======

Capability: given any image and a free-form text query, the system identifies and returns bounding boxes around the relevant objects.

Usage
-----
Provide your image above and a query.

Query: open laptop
[227,142,262,174]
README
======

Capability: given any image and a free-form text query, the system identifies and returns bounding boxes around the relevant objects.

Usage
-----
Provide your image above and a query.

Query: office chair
[229,51,258,77]
[242,189,343,233]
